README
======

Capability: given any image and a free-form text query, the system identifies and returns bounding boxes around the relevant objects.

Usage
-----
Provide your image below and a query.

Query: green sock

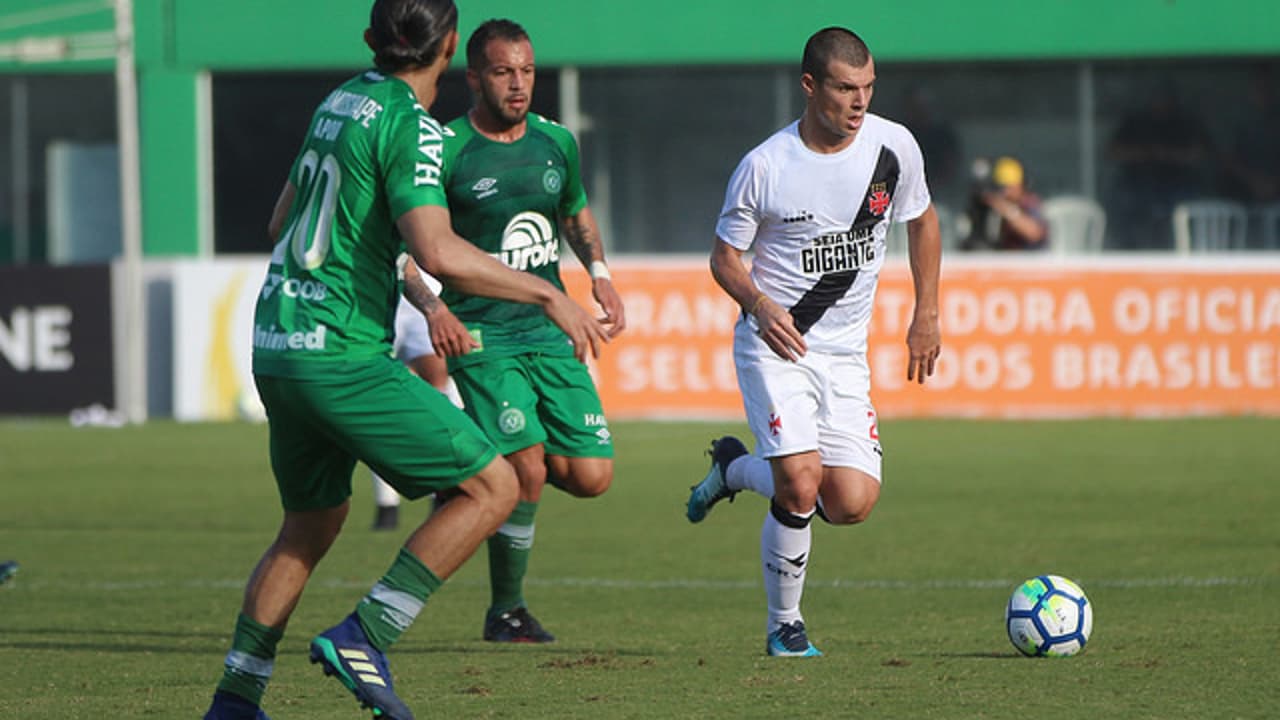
[355,547,442,651]
[487,500,538,616]
[215,613,283,706]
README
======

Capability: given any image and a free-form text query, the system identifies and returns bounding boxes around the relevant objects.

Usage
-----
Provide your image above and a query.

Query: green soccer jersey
[441,112,589,369]
[252,71,449,378]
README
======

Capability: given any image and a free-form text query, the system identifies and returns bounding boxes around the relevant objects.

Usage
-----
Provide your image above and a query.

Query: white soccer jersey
[716,115,930,355]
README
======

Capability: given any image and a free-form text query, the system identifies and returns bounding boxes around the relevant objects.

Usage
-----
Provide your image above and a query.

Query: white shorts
[392,270,444,363]
[733,319,883,480]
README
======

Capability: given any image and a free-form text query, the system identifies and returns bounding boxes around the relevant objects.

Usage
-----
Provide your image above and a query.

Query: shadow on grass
[936,651,1025,660]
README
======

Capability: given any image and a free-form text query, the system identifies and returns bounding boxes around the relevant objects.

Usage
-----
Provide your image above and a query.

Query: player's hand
[753,296,807,362]
[544,292,610,362]
[592,277,627,338]
[906,312,941,384]
[426,306,477,358]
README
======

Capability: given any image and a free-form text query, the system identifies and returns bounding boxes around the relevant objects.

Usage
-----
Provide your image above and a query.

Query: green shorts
[452,354,614,458]
[254,356,498,511]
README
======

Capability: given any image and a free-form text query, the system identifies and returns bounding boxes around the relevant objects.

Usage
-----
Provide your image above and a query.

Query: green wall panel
[168,0,1280,69]
[138,67,201,256]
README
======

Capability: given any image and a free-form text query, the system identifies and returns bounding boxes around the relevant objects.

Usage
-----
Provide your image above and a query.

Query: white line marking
[16,575,1273,592]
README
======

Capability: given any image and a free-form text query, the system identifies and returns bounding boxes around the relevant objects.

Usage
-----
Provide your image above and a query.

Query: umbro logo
[472,177,499,199]
[782,211,814,224]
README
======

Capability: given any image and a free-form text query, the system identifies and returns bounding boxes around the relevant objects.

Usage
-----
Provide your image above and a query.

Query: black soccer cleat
[483,607,556,643]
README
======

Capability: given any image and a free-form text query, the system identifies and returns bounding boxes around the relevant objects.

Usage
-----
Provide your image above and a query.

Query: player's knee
[563,468,612,498]
[548,457,612,498]
[818,477,881,525]
[820,498,877,525]
[277,504,349,565]
[474,458,520,516]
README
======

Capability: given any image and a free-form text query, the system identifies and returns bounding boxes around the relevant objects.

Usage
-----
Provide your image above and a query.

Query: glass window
[210,69,560,254]
[0,74,117,265]
[579,66,784,254]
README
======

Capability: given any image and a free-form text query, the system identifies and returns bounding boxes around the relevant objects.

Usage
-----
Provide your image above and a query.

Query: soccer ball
[1005,574,1093,657]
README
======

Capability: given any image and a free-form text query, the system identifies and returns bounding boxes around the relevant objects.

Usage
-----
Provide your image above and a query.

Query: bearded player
[436,18,626,643]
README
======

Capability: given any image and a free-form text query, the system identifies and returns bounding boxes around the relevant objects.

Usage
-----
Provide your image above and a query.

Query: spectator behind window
[961,156,1049,251]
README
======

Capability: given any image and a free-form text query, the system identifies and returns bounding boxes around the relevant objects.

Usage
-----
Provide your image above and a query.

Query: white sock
[761,500,813,633]
[726,453,775,498]
[372,474,401,508]
[440,376,464,409]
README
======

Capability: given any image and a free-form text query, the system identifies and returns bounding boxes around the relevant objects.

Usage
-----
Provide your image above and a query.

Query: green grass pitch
[2,418,1278,718]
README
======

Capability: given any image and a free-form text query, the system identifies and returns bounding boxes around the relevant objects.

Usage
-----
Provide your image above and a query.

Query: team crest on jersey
[542,167,563,194]
[868,182,891,215]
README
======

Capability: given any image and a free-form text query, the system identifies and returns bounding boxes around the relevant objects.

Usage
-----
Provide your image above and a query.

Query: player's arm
[267,182,296,243]
[398,204,608,361]
[710,237,806,362]
[401,260,475,358]
[905,203,942,383]
[561,206,625,337]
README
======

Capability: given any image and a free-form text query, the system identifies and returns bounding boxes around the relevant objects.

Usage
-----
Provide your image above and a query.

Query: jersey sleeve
[382,101,449,219]
[715,151,767,250]
[890,127,932,223]
[551,123,589,217]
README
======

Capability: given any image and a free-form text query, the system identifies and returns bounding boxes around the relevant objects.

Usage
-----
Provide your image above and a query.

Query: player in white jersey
[687,27,941,658]
[370,262,466,530]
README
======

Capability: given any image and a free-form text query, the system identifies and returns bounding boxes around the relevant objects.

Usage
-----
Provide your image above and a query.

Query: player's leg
[412,352,464,408]
[734,334,824,656]
[481,443,557,642]
[207,375,359,719]
[305,358,509,718]
[452,358,560,642]
[370,473,401,530]
[816,467,881,524]
[686,325,785,522]
[537,355,614,499]
[814,356,883,525]
[762,451,824,658]
[544,454,611,497]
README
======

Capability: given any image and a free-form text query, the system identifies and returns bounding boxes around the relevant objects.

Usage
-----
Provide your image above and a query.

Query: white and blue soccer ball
[1005,574,1093,657]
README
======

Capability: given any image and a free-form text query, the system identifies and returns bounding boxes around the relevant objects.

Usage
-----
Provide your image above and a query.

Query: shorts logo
[497,408,526,435]
[595,428,612,445]
[768,412,782,436]
[542,167,562,194]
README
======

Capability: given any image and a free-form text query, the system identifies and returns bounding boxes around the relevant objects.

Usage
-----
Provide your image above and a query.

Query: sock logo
[781,552,807,568]
[765,558,806,580]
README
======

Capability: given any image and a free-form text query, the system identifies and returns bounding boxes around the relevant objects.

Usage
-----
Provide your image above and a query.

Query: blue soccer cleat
[686,436,748,523]
[766,620,823,658]
[202,691,270,719]
[309,614,415,720]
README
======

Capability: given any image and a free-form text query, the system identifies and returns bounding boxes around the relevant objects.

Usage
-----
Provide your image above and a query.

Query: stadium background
[2,0,1278,420]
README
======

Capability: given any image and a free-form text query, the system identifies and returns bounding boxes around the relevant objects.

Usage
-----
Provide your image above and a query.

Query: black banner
[0,264,115,414]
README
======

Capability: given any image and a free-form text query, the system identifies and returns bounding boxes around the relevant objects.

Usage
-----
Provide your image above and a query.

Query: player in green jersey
[433,18,627,644]
[203,3,608,720]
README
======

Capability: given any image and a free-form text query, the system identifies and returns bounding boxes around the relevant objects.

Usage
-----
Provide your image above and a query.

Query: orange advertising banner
[564,257,1280,419]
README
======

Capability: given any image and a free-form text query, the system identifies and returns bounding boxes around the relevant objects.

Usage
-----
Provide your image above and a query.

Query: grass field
[2,418,1278,719]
